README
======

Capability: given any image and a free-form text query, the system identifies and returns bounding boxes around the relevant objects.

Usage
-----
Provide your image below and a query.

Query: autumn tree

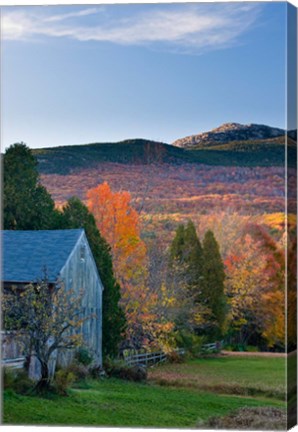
[3,143,60,230]
[224,233,267,347]
[202,230,227,339]
[87,181,147,287]
[61,197,126,357]
[287,237,297,351]
[3,279,87,392]
[247,224,286,349]
[87,182,152,349]
[146,240,189,351]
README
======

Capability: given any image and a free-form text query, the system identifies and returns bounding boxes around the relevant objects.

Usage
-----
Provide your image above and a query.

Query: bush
[64,362,89,382]
[89,365,106,379]
[54,369,75,396]
[246,345,260,352]
[3,368,15,390]
[103,357,147,382]
[3,368,34,395]
[166,351,184,364]
[174,330,204,357]
[74,347,93,366]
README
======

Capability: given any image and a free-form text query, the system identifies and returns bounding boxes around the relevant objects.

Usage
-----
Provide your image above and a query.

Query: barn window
[80,245,86,262]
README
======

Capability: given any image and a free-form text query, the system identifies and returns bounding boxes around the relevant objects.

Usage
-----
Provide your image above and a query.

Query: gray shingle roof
[2,229,84,283]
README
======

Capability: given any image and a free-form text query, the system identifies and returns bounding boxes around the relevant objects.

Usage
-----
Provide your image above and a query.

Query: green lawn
[2,355,286,427]
[3,378,284,427]
[149,355,286,399]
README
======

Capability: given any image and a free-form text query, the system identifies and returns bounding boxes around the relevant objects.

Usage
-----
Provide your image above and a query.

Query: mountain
[34,139,192,174]
[172,123,285,149]
[33,124,296,175]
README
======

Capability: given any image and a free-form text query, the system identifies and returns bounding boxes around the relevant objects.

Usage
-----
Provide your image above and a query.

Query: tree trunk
[34,359,51,393]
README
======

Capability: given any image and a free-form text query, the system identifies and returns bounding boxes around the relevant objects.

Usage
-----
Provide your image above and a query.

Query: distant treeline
[32,138,296,175]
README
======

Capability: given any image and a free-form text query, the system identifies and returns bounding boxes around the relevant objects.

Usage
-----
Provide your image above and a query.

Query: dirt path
[221,350,287,358]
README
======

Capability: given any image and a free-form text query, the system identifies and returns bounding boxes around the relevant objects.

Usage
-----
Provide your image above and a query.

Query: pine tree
[202,230,227,339]
[168,221,205,333]
[62,197,126,358]
[170,221,204,294]
[184,220,204,298]
[169,224,185,263]
[3,143,59,230]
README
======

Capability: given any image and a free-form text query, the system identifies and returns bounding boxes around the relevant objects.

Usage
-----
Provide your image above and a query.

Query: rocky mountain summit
[172,123,285,149]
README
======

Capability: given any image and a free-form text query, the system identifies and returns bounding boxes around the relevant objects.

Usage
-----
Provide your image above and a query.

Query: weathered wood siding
[58,232,103,367]
[1,331,25,360]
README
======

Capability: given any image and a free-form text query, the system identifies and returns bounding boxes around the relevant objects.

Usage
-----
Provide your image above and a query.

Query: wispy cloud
[45,7,102,23]
[1,4,262,53]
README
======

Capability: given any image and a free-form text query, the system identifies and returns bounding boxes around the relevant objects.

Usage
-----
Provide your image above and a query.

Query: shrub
[3,367,16,390]
[64,362,89,382]
[103,358,147,382]
[88,365,106,379]
[246,345,260,352]
[54,369,75,396]
[166,351,184,364]
[174,330,204,357]
[74,347,93,366]
[3,368,34,395]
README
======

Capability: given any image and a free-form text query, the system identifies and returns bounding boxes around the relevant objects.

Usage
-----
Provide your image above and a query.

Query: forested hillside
[32,126,297,175]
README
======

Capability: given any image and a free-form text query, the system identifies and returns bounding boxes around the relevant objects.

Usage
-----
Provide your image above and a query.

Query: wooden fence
[1,331,56,380]
[201,340,224,353]
[1,331,26,369]
[2,357,25,369]
[123,348,185,367]
[123,342,223,367]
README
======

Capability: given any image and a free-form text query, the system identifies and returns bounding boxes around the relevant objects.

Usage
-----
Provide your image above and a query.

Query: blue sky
[1,2,288,149]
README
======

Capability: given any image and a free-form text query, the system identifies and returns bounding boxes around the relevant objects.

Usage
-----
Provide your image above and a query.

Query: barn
[1,228,104,378]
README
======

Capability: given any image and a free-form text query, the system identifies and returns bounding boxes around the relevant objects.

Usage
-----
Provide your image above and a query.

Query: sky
[0,1,290,149]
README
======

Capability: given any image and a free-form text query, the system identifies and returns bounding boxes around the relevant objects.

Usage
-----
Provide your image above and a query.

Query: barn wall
[58,233,103,367]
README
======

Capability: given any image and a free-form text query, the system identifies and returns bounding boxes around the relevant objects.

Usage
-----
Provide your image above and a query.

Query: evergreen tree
[170,221,204,295]
[3,143,59,230]
[202,230,227,339]
[184,220,204,298]
[169,224,185,262]
[62,197,126,358]
[168,221,205,333]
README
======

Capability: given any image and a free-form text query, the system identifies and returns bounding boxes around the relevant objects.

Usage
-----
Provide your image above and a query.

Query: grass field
[2,355,286,427]
[149,355,286,400]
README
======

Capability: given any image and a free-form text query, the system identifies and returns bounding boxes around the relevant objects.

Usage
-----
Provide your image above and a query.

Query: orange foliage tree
[225,223,286,349]
[87,181,147,289]
[87,182,171,349]
[224,233,267,346]
[248,224,286,349]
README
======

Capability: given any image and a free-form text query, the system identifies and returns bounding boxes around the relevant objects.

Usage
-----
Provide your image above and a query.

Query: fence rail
[201,340,224,352]
[2,357,25,369]
[123,348,185,367]
[123,341,223,367]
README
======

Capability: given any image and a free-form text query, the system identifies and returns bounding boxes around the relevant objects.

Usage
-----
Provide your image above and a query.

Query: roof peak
[2,229,86,283]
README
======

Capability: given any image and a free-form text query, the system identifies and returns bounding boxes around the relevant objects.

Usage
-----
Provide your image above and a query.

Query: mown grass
[148,355,286,400]
[3,378,284,427]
